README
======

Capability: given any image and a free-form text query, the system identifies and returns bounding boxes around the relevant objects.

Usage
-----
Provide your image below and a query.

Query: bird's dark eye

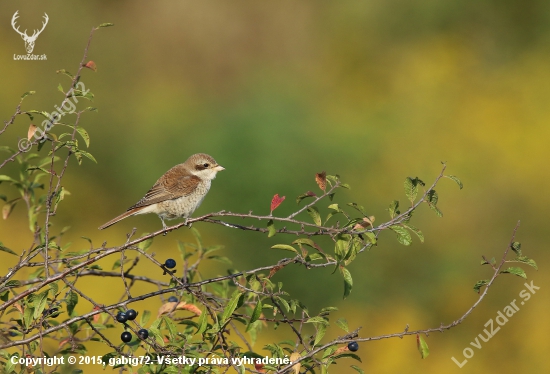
[203,163,209,168]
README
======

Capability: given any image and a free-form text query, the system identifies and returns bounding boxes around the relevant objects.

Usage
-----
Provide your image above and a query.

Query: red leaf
[92,305,102,323]
[83,60,97,71]
[315,171,326,192]
[270,194,286,213]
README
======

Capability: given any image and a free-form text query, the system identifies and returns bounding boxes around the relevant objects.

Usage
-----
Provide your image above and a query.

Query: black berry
[125,309,138,321]
[116,312,128,323]
[138,329,149,339]
[121,331,132,343]
[168,296,178,303]
[165,259,176,269]
[348,341,359,352]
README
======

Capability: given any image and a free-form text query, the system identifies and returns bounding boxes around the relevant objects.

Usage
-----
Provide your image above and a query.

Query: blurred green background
[1,1,549,373]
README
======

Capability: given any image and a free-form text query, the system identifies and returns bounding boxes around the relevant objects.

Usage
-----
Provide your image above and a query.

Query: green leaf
[84,107,98,112]
[25,110,50,118]
[404,177,419,203]
[246,300,263,332]
[511,242,522,256]
[305,253,325,261]
[33,290,49,319]
[445,175,463,189]
[363,232,377,244]
[66,291,78,316]
[137,233,153,251]
[346,202,366,215]
[24,306,35,329]
[57,83,64,94]
[56,69,74,79]
[319,306,338,314]
[426,190,438,205]
[305,316,329,325]
[351,365,365,374]
[191,227,203,250]
[163,317,178,340]
[4,280,20,288]
[332,353,362,362]
[271,244,298,254]
[267,219,276,237]
[0,175,17,183]
[98,23,115,27]
[195,308,208,335]
[514,256,538,270]
[75,127,90,147]
[334,234,351,260]
[473,280,489,293]
[140,310,151,326]
[428,203,443,217]
[49,282,59,296]
[292,238,323,253]
[500,267,527,279]
[336,318,349,332]
[314,323,327,346]
[207,255,232,265]
[307,206,322,226]
[341,267,353,299]
[417,334,430,359]
[402,224,424,243]
[220,291,242,325]
[76,150,97,164]
[388,200,400,219]
[0,243,17,256]
[72,90,94,101]
[21,91,36,99]
[389,225,412,246]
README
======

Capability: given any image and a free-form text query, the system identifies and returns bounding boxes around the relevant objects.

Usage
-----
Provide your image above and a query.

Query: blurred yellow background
[1,1,548,373]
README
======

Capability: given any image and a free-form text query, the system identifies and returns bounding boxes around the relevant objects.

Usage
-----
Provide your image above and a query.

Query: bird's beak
[214,165,225,171]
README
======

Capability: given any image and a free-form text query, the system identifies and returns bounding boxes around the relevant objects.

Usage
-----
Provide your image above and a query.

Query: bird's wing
[127,166,201,210]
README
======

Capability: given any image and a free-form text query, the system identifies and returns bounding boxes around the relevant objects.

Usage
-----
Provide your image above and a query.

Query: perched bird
[98,153,224,231]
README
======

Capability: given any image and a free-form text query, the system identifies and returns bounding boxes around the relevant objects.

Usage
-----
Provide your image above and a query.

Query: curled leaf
[2,202,17,220]
[353,216,375,230]
[27,124,37,140]
[289,352,301,374]
[84,61,97,71]
[296,191,316,204]
[158,302,202,317]
[316,171,327,192]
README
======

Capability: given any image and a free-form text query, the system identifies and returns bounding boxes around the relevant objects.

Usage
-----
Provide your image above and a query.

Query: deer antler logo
[11,11,49,54]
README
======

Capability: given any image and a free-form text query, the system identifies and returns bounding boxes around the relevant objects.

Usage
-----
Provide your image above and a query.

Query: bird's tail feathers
[98,207,143,230]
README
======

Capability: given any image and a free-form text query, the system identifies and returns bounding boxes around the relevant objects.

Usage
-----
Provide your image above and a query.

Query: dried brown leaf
[289,352,301,374]
[83,60,97,71]
[27,124,37,140]
[315,171,326,191]
[353,216,375,230]
[158,301,202,317]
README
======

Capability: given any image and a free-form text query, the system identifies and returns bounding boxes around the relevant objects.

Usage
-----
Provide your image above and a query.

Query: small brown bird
[98,153,224,230]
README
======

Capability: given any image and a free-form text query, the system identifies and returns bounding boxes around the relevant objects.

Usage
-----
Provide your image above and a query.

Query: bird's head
[186,153,225,180]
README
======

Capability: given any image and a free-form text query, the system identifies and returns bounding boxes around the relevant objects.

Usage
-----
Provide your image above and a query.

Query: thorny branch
[0,20,532,374]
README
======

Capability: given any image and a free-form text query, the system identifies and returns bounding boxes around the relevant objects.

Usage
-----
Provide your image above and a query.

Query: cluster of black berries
[116,309,149,343]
